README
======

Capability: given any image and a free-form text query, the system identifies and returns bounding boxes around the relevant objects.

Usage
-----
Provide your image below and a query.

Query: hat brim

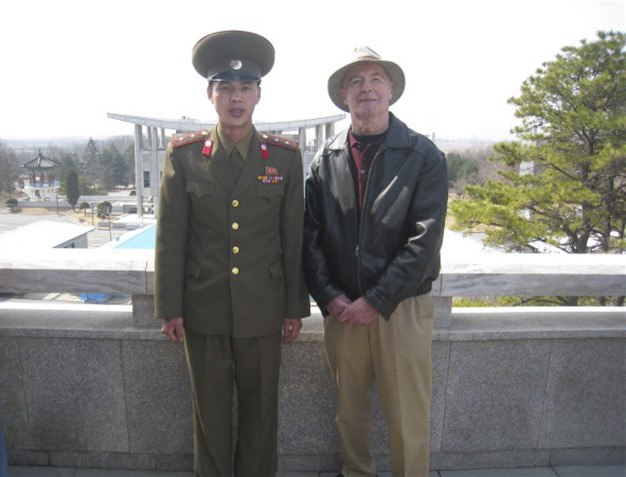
[327,59,405,112]
[192,30,274,80]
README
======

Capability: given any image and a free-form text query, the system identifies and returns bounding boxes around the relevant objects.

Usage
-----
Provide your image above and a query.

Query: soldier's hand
[162,317,184,343]
[282,318,302,343]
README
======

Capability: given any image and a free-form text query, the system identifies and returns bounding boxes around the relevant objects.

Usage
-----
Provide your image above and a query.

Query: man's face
[208,80,261,129]
[340,63,393,119]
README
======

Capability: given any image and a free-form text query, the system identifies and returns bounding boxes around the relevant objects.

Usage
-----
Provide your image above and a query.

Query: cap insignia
[230,59,242,70]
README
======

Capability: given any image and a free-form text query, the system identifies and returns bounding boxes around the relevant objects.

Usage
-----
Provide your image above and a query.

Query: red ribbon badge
[260,143,269,160]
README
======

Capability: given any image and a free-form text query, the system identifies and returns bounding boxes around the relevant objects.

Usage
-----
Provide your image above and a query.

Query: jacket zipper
[355,145,385,295]
[354,243,361,293]
[350,153,363,294]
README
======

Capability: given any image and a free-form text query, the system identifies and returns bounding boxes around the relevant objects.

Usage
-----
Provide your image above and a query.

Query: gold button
[232,222,239,230]
[232,199,239,207]
[232,267,239,275]
[232,246,240,254]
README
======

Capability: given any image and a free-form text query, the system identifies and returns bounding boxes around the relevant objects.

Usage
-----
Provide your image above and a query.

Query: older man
[155,30,310,477]
[303,46,448,477]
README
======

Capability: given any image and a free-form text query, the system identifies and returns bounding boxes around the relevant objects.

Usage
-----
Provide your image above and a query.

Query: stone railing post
[434,296,452,328]
[132,294,157,327]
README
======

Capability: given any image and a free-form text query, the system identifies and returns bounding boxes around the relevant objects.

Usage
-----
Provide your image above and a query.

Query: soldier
[155,30,310,477]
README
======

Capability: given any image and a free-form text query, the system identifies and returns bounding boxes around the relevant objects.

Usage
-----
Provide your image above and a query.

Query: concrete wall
[0,250,624,472]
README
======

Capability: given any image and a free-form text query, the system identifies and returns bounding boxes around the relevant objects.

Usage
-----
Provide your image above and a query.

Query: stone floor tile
[78,470,192,477]
[8,467,77,476]
[440,467,557,477]
[276,472,320,477]
[553,465,626,477]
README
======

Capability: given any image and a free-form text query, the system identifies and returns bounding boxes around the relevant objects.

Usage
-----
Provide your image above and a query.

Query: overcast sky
[1,0,623,141]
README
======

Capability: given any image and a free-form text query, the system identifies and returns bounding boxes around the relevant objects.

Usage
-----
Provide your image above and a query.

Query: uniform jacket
[155,127,310,338]
[303,113,448,319]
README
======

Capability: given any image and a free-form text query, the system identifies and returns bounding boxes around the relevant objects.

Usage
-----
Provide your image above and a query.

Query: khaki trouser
[324,294,434,477]
[184,330,282,477]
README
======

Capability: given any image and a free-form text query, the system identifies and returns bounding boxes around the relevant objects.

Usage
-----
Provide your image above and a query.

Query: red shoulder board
[171,129,211,148]
[260,133,299,151]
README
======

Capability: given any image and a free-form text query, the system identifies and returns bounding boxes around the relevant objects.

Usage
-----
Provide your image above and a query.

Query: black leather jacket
[303,113,448,319]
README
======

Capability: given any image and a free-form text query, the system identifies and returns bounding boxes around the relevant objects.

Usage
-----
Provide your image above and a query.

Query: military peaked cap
[192,30,275,82]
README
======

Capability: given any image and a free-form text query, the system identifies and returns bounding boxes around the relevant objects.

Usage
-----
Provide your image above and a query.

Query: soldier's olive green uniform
[155,128,309,337]
[155,127,310,476]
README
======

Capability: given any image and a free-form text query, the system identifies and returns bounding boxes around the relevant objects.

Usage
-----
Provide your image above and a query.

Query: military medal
[257,175,283,184]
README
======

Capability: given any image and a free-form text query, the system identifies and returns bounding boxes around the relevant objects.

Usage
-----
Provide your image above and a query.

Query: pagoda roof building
[21,150,60,170]
[21,150,61,202]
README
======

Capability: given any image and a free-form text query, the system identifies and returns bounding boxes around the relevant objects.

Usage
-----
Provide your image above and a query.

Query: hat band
[208,71,261,83]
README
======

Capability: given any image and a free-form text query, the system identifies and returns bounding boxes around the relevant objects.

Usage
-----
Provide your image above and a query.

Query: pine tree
[452,31,626,255]
[450,31,625,306]
[81,138,101,187]
[65,170,80,210]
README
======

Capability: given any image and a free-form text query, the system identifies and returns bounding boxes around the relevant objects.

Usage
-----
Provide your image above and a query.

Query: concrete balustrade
[0,249,624,472]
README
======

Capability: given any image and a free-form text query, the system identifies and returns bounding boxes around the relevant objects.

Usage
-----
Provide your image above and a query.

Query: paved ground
[6,464,626,477]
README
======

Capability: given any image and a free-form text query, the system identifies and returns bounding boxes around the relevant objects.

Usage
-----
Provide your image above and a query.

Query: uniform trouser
[184,329,282,477]
[324,294,434,477]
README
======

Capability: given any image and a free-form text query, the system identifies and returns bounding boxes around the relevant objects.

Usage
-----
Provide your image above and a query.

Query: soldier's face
[340,63,393,120]
[208,80,261,129]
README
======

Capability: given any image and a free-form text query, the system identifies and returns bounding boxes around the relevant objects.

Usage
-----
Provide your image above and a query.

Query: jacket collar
[384,113,411,148]
[207,126,265,196]
[327,112,410,151]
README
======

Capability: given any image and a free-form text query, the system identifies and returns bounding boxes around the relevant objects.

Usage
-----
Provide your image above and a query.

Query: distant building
[21,150,61,201]
[0,220,94,249]
[107,113,345,217]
